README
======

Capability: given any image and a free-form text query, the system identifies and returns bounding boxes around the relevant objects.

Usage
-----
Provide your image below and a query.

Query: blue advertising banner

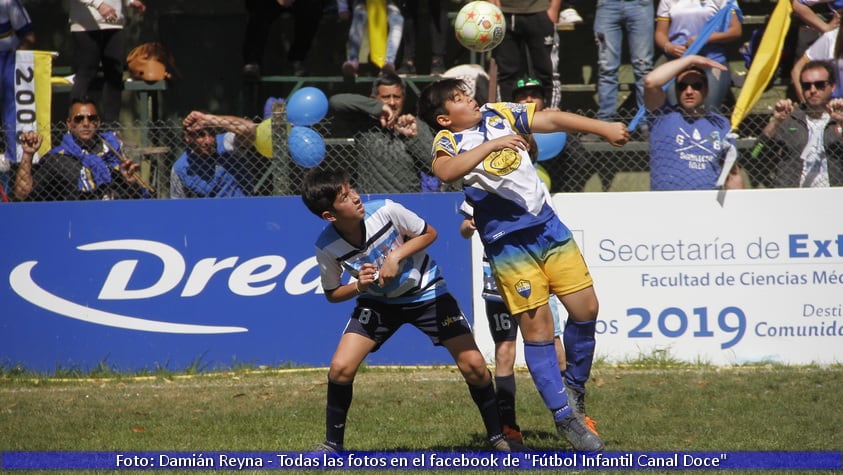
[0,194,472,372]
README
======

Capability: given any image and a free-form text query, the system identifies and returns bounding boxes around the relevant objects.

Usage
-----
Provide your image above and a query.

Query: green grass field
[1,364,841,474]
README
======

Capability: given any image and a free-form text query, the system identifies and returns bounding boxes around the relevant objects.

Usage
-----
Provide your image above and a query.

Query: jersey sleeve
[485,102,535,135]
[431,129,458,166]
[385,199,427,238]
[315,244,344,293]
[656,0,673,19]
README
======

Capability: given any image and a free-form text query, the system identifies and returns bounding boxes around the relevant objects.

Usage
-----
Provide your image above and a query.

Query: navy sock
[494,374,517,427]
[468,377,504,441]
[325,378,353,447]
[524,340,571,422]
[563,319,596,389]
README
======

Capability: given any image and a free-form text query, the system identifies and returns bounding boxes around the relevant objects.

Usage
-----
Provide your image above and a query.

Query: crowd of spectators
[2,0,842,203]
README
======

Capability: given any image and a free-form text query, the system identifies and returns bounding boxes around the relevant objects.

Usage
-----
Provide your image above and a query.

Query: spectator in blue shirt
[170,111,262,198]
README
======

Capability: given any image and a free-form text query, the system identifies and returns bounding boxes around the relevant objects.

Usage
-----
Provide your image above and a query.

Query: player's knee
[328,360,358,383]
[570,298,599,322]
[456,353,490,385]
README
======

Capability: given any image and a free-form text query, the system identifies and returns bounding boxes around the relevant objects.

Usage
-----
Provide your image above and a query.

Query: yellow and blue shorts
[486,219,593,315]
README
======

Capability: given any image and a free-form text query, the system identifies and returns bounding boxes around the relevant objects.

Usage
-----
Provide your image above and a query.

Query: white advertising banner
[471,188,843,366]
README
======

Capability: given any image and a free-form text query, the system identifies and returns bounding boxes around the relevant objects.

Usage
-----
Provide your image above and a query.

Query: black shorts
[344,293,473,351]
[485,299,518,344]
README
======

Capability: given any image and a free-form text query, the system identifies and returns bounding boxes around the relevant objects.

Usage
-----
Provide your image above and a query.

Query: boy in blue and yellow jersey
[418,79,628,451]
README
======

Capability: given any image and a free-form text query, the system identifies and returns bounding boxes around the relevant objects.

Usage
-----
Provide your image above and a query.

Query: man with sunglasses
[643,54,743,190]
[13,98,148,201]
[754,60,843,187]
[170,110,261,198]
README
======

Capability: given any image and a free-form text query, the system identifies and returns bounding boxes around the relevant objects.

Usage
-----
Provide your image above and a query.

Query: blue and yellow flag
[366,0,387,68]
[11,50,53,161]
[730,0,792,131]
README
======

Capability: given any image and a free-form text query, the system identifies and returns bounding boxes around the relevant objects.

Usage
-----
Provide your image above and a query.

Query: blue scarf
[48,132,123,191]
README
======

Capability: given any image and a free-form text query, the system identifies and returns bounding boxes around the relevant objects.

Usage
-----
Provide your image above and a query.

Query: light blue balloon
[534,132,567,162]
[287,87,329,126]
[288,126,325,168]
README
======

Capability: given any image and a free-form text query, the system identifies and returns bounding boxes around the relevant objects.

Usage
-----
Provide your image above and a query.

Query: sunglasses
[71,114,100,124]
[677,81,705,91]
[800,80,830,91]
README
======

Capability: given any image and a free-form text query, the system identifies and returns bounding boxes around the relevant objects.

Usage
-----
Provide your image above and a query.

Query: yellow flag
[14,50,53,160]
[366,0,387,68]
[730,0,792,132]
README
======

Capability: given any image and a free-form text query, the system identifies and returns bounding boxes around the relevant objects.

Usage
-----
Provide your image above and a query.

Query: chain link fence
[5,103,790,201]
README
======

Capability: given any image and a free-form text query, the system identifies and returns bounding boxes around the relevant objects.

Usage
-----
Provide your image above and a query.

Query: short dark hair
[417,78,467,130]
[301,168,350,216]
[372,71,405,96]
[68,97,98,118]
[801,59,837,86]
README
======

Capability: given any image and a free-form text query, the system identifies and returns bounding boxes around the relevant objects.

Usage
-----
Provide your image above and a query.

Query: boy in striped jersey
[301,168,522,453]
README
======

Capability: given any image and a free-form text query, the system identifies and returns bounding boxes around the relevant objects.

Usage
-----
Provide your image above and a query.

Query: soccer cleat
[502,424,523,444]
[557,8,584,25]
[314,441,342,453]
[564,382,599,434]
[585,416,599,435]
[491,435,528,452]
[565,382,587,420]
[556,412,604,452]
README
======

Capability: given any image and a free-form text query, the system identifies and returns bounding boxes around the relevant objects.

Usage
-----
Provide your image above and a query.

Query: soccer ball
[454,1,505,53]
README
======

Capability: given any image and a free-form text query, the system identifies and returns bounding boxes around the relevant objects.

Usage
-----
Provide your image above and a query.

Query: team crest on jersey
[435,134,456,155]
[487,114,505,129]
[484,148,521,176]
[514,279,531,298]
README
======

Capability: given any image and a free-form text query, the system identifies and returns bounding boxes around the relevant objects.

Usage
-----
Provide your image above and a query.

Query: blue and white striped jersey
[314,199,447,304]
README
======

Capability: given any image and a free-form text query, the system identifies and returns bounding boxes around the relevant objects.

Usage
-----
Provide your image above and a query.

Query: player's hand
[357,263,379,291]
[602,122,630,147]
[378,255,399,286]
[488,134,529,153]
[18,131,43,156]
[394,114,418,138]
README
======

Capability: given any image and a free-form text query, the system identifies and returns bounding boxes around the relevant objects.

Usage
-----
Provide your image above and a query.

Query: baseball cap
[513,77,544,98]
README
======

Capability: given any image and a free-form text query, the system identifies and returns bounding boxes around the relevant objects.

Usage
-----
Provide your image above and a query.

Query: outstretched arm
[531,110,629,146]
